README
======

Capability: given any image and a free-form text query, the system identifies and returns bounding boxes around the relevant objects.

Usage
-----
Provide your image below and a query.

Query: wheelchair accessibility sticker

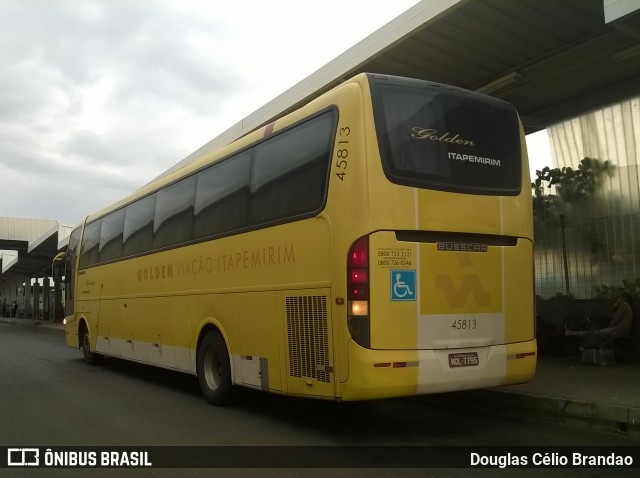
[390,270,416,301]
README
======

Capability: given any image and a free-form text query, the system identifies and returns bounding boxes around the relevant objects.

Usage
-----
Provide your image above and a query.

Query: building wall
[536,96,640,299]
[548,96,640,215]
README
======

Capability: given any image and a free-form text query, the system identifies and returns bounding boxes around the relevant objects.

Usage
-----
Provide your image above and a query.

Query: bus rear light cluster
[347,236,370,348]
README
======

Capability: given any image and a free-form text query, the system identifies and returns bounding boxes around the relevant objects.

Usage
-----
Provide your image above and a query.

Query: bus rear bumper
[340,339,536,401]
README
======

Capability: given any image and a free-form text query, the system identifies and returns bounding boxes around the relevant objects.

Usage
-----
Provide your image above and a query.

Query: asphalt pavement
[1,315,638,436]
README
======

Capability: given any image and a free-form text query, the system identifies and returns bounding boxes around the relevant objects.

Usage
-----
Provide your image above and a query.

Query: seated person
[565,292,633,346]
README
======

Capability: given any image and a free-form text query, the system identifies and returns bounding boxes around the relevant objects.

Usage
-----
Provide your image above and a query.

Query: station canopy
[0,218,72,284]
[164,0,640,178]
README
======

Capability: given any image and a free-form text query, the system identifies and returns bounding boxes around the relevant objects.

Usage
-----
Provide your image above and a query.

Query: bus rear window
[371,79,522,195]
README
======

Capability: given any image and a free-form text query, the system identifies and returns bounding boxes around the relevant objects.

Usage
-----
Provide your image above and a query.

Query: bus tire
[80,323,102,365]
[197,331,232,406]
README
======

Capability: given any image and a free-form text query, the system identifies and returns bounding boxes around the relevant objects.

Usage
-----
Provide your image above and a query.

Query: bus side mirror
[52,252,66,281]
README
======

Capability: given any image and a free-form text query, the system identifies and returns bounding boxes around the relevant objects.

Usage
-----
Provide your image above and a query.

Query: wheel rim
[203,347,222,391]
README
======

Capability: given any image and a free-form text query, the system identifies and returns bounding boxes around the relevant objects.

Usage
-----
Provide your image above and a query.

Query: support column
[23,278,32,319]
[53,275,64,322]
[0,282,7,317]
[18,278,26,318]
[11,278,19,317]
[33,280,41,321]
[9,278,17,302]
[43,279,51,321]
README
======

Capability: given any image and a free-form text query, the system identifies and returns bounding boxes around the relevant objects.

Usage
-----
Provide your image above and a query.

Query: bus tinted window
[123,194,156,256]
[250,112,335,225]
[79,220,101,268]
[372,80,521,195]
[194,151,251,239]
[154,176,195,249]
[99,209,124,263]
[65,227,82,315]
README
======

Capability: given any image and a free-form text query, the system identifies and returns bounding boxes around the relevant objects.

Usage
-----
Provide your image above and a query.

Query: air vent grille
[286,295,330,383]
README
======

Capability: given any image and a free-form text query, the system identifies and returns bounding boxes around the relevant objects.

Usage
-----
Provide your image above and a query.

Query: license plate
[448,352,479,368]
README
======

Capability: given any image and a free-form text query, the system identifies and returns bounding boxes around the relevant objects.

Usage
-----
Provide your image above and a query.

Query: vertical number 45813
[335,126,350,181]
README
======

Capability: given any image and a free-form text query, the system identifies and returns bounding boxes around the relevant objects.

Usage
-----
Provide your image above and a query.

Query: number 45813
[335,126,350,181]
[451,319,477,330]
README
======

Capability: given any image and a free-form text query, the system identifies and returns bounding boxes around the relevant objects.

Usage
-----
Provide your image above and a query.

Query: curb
[443,388,640,436]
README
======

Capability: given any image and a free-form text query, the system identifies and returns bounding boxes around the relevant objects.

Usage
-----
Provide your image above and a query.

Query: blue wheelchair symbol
[391,270,416,301]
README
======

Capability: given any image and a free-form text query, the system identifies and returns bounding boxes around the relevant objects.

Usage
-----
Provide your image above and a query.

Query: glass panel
[65,227,81,316]
[122,194,156,256]
[250,112,335,225]
[99,209,124,263]
[79,220,101,268]
[153,176,196,249]
[372,79,522,195]
[194,152,251,238]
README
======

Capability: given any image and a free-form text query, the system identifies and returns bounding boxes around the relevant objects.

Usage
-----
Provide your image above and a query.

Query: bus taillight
[347,236,370,348]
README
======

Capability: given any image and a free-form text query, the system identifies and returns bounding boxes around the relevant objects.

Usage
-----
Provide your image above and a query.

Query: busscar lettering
[437,242,488,253]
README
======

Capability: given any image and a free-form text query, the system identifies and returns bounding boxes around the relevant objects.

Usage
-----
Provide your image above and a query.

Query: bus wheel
[197,331,232,406]
[80,324,102,365]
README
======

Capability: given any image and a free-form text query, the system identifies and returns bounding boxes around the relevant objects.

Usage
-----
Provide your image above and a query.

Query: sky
[526,130,553,179]
[0,0,552,226]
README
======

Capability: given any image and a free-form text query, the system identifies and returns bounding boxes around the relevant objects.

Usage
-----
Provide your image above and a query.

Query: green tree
[531,157,615,222]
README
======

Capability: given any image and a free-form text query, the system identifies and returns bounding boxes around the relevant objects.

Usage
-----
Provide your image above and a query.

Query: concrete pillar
[8,278,15,303]
[53,276,63,322]
[10,278,18,317]
[33,280,41,321]
[43,279,51,321]
[17,278,26,318]
[24,278,32,319]
[0,282,8,317]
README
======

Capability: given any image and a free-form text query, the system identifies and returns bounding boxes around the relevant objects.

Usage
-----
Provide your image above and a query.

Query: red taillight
[350,269,368,283]
[347,236,370,348]
[349,284,368,299]
[347,237,369,300]
[349,244,368,267]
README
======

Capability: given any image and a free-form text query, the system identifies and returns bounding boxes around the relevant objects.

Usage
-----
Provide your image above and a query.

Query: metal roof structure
[0,218,72,284]
[158,0,640,181]
[2,0,640,282]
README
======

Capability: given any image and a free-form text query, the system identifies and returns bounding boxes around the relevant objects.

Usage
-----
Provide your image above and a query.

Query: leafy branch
[531,157,615,221]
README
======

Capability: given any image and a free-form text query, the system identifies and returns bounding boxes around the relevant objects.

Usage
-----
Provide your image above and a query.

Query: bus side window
[99,209,124,263]
[123,194,156,257]
[194,151,251,239]
[153,176,195,249]
[79,220,101,268]
[249,112,335,226]
[64,227,81,316]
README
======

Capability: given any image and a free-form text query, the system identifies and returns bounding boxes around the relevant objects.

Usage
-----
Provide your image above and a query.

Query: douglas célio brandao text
[470,452,634,468]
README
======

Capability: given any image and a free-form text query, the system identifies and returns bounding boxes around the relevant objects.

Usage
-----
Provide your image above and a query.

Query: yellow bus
[56,73,536,405]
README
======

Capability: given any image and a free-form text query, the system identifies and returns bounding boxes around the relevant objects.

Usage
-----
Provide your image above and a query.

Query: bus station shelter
[0,218,72,320]
[2,0,640,318]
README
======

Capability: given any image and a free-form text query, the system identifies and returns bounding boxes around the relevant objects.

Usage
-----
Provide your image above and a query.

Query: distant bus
[54,73,535,405]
